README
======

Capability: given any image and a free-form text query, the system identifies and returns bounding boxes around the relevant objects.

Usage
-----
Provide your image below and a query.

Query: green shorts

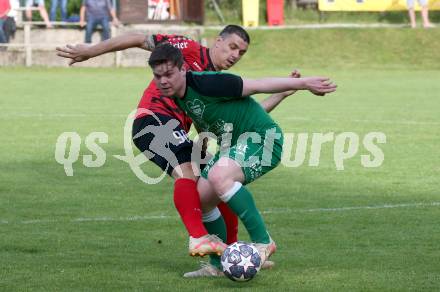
[201,126,284,185]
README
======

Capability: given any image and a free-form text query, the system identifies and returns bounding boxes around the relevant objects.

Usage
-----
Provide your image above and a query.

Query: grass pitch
[1,29,439,291]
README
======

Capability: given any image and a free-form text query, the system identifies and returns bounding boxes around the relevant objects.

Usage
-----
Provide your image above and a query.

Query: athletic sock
[202,208,227,241]
[203,208,227,270]
[217,202,238,244]
[220,182,270,244]
[209,254,222,270]
[173,178,208,238]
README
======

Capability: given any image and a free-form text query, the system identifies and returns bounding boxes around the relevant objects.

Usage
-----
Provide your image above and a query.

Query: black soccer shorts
[132,113,203,176]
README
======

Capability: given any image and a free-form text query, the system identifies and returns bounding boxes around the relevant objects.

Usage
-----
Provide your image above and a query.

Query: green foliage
[67,0,82,16]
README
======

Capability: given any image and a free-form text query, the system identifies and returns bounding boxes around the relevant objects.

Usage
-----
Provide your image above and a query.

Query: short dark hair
[219,25,250,45]
[148,43,184,69]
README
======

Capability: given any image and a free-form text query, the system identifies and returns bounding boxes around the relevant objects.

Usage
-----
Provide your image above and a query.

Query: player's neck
[174,79,187,98]
[208,48,220,71]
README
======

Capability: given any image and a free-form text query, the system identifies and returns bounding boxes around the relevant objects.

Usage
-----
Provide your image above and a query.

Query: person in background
[407,0,435,28]
[50,0,68,21]
[0,0,10,46]
[25,0,52,28]
[6,0,18,21]
[80,0,119,43]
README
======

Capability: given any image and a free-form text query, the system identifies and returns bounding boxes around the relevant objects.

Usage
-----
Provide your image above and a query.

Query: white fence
[0,12,204,67]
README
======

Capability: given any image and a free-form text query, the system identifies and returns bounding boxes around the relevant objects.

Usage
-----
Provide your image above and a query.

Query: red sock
[218,202,238,244]
[173,178,208,238]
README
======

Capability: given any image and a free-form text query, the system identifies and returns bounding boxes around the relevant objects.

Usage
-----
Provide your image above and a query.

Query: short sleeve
[187,72,243,100]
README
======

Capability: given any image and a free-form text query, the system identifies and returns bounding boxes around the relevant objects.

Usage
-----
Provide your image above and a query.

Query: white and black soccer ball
[220,241,262,282]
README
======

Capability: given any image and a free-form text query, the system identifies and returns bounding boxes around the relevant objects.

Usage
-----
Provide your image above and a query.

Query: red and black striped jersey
[136,34,216,132]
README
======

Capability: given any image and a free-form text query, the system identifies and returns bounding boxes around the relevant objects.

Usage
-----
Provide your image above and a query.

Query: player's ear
[214,36,223,47]
[179,67,186,76]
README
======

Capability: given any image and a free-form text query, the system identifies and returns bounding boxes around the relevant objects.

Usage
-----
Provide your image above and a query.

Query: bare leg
[198,177,221,213]
[25,9,32,21]
[206,157,245,195]
[408,7,417,28]
[38,5,53,28]
[198,157,245,213]
[171,161,198,180]
[421,6,434,28]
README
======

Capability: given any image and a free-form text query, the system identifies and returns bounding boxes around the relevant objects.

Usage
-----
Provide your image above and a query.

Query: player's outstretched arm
[260,69,300,113]
[56,33,154,66]
[243,76,337,97]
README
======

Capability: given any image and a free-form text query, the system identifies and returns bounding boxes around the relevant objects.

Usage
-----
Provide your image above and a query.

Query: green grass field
[1,29,439,291]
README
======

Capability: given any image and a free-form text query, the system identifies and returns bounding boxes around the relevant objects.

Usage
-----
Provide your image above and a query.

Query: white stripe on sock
[202,207,221,222]
[219,182,242,203]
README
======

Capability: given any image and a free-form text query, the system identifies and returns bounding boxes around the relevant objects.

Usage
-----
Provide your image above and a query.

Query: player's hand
[56,43,93,66]
[302,77,337,96]
[290,69,301,79]
[79,20,86,28]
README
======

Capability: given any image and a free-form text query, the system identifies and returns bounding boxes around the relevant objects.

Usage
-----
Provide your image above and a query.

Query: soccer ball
[220,241,262,282]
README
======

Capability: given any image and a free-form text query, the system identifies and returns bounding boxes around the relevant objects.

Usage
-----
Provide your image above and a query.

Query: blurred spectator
[50,0,68,21]
[7,0,18,21]
[407,0,435,28]
[80,0,119,43]
[0,0,16,49]
[0,0,10,47]
[25,0,53,28]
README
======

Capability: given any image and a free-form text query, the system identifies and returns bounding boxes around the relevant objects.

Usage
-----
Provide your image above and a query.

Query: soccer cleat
[183,262,223,278]
[254,237,277,266]
[261,260,275,270]
[183,260,276,278]
[189,234,227,257]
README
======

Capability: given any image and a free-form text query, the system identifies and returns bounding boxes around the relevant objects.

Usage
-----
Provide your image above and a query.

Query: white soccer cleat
[261,260,275,269]
[254,237,277,266]
[183,260,276,278]
[183,262,223,278]
[188,234,227,257]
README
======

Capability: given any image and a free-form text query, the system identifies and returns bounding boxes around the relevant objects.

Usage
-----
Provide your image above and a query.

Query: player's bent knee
[207,168,235,195]
[198,177,221,211]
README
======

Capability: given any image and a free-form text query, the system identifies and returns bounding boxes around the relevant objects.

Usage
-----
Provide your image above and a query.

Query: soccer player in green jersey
[147,43,337,272]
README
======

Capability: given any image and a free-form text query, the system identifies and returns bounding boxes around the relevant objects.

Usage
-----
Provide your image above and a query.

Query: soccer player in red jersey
[56,25,297,275]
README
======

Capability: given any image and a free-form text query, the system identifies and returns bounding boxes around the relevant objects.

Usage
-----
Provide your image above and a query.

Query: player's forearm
[110,8,118,21]
[260,90,296,113]
[84,33,147,57]
[79,6,85,23]
[242,78,306,96]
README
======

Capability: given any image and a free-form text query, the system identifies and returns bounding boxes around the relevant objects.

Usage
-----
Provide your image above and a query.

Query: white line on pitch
[0,113,126,118]
[72,215,169,222]
[1,113,439,126]
[262,202,440,214]
[1,202,439,226]
[284,116,440,126]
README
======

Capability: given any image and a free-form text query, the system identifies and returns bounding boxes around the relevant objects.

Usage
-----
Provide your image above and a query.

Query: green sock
[204,215,227,269]
[209,254,222,269]
[225,185,270,244]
